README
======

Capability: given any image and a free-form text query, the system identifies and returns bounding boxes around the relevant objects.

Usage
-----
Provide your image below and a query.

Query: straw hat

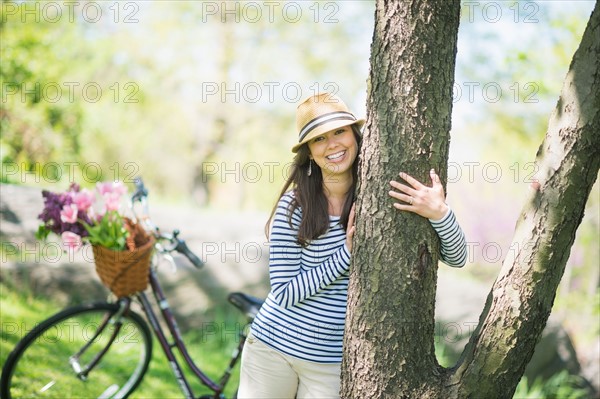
[292,92,365,153]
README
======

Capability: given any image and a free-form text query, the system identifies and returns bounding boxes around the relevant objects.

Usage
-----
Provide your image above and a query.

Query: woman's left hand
[346,203,356,252]
[389,169,448,220]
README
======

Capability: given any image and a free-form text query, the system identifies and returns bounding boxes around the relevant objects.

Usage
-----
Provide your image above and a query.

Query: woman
[238,92,467,399]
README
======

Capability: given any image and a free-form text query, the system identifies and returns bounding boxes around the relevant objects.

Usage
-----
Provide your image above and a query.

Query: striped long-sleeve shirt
[250,192,467,363]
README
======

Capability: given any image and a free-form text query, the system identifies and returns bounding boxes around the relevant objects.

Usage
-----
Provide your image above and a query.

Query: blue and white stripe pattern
[428,208,468,267]
[251,192,467,363]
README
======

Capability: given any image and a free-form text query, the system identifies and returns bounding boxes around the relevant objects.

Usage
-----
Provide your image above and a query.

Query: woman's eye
[335,129,346,135]
[313,136,324,142]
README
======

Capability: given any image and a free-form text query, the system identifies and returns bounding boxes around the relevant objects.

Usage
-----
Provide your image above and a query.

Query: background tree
[0,1,86,181]
[341,1,599,398]
[0,1,373,206]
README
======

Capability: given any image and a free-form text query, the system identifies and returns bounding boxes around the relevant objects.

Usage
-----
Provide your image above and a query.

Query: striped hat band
[298,111,357,143]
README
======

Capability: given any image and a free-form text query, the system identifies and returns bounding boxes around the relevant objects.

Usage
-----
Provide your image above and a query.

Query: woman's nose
[327,136,340,148]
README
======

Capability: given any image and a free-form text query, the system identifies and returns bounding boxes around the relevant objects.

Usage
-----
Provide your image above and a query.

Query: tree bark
[341,1,461,397]
[342,1,599,398]
[449,4,600,398]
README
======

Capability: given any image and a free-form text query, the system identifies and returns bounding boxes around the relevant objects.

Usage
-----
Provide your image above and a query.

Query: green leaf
[35,225,50,241]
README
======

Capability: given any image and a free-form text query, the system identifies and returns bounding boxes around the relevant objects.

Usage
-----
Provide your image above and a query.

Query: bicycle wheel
[1,302,152,399]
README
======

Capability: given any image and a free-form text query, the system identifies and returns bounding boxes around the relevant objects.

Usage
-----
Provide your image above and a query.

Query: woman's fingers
[430,168,442,187]
[348,203,356,230]
[389,175,418,207]
[346,203,356,251]
[389,169,448,219]
[398,171,425,190]
[389,171,425,205]
[389,180,415,196]
[348,225,356,237]
[388,188,413,204]
[392,202,411,211]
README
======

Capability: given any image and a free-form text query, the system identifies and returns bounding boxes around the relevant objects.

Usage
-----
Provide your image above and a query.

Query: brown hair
[265,124,362,246]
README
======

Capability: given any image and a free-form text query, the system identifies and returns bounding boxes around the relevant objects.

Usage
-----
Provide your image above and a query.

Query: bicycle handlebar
[130,177,204,269]
[132,177,148,203]
[173,232,204,268]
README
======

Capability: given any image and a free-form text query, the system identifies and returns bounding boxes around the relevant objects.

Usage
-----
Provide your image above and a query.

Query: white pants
[237,334,341,399]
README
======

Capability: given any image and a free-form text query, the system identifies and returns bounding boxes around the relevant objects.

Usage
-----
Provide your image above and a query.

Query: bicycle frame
[70,298,133,381]
[128,177,248,398]
[124,265,247,399]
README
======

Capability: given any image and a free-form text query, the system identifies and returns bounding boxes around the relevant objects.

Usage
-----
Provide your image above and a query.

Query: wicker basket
[92,220,155,298]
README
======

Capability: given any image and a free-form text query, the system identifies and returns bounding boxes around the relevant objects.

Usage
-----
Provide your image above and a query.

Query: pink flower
[60,204,78,224]
[96,182,113,196]
[87,205,98,220]
[71,189,95,211]
[61,231,82,253]
[103,192,122,212]
[97,181,127,197]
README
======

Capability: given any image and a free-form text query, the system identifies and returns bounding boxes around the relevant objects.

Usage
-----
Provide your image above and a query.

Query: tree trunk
[342,0,599,398]
[449,3,600,398]
[341,1,461,397]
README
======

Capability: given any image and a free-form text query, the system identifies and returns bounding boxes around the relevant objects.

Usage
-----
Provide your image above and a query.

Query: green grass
[1,282,242,398]
[513,370,591,399]
[3,282,593,399]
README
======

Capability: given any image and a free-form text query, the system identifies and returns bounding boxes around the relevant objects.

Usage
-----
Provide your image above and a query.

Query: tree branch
[451,4,600,398]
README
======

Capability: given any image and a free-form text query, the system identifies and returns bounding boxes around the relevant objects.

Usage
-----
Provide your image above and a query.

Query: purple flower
[39,190,73,235]
[39,188,91,238]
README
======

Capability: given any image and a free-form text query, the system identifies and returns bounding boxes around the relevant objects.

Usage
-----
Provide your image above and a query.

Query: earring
[307,160,312,177]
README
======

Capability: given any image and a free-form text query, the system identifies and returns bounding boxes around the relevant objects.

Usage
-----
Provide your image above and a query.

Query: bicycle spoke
[99,384,120,398]
[1,304,152,399]
[40,380,55,392]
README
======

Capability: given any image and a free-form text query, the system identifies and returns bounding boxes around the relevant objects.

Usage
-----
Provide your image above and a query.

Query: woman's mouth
[326,151,346,161]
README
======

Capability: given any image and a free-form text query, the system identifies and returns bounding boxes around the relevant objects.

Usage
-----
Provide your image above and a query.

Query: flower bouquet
[37,181,155,297]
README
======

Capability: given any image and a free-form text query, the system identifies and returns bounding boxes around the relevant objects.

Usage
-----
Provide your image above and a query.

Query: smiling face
[307,124,359,178]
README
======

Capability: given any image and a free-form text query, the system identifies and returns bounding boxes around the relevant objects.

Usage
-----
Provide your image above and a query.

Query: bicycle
[0,178,265,399]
